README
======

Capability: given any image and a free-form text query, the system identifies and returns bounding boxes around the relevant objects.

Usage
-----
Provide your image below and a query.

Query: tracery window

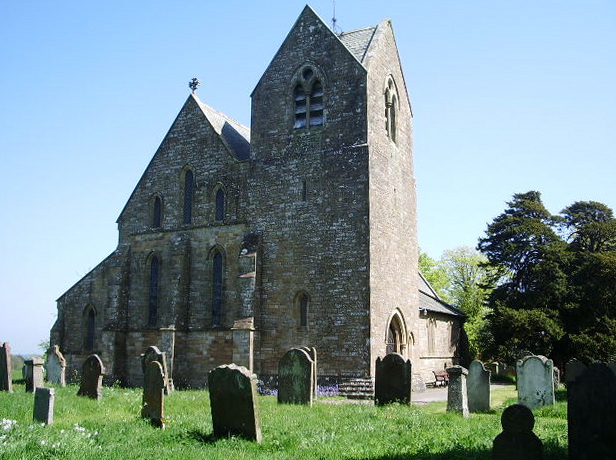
[148,256,160,327]
[385,77,398,142]
[183,169,194,225]
[294,67,324,129]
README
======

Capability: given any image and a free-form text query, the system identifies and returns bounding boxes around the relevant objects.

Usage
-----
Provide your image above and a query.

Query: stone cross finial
[189,77,200,93]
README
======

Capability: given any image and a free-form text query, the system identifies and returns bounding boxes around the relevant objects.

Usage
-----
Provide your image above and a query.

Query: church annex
[51,6,464,389]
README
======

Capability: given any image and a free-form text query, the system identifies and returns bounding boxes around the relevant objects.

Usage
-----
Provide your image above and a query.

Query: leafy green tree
[418,250,451,302]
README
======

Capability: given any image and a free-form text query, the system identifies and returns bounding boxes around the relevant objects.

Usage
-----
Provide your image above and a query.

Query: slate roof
[194,97,251,161]
[418,272,466,318]
[337,26,378,64]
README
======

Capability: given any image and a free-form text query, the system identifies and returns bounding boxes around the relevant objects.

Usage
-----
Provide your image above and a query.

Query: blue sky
[1,1,614,354]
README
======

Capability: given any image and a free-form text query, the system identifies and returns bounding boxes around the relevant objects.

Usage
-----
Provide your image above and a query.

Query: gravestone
[77,354,104,401]
[446,365,469,417]
[208,364,261,442]
[468,359,491,412]
[567,360,616,460]
[375,353,412,406]
[140,346,172,394]
[141,361,165,428]
[493,404,543,460]
[33,387,55,425]
[24,358,45,393]
[300,346,318,398]
[45,346,66,386]
[278,348,314,406]
[0,342,12,392]
[517,355,554,409]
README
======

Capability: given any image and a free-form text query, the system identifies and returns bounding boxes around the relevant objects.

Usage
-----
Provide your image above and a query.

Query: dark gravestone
[567,360,616,460]
[24,358,45,393]
[33,387,55,425]
[141,361,165,428]
[140,346,172,394]
[77,354,105,401]
[446,365,469,417]
[208,364,261,442]
[493,404,543,460]
[468,359,491,412]
[278,348,314,406]
[45,345,66,387]
[375,353,412,406]
[0,342,12,392]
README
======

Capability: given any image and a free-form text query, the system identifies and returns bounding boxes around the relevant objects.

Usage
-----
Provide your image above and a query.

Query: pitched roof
[194,96,251,161]
[418,272,466,318]
[337,26,378,64]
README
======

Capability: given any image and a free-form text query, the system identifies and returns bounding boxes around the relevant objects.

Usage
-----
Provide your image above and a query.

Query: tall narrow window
[83,307,96,352]
[215,188,225,222]
[293,67,324,129]
[153,196,162,228]
[148,256,160,327]
[299,294,308,327]
[183,170,194,225]
[427,318,437,354]
[212,252,223,326]
[301,180,307,201]
[385,77,398,143]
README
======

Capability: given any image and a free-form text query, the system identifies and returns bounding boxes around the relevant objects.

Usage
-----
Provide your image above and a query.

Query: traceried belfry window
[294,67,324,129]
[385,77,398,143]
[148,256,160,327]
[183,169,194,225]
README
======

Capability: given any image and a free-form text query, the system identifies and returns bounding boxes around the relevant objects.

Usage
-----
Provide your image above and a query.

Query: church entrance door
[386,314,405,355]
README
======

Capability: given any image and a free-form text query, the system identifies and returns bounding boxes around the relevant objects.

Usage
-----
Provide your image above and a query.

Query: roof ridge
[193,96,250,135]
[337,24,377,36]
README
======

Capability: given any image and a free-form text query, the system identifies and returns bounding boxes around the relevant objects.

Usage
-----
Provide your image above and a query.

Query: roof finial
[189,77,200,93]
[332,0,342,34]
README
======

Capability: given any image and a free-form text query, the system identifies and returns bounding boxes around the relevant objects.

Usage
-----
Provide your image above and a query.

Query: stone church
[51,6,464,389]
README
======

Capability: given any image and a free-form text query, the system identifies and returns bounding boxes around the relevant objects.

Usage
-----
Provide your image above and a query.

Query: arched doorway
[385,311,407,356]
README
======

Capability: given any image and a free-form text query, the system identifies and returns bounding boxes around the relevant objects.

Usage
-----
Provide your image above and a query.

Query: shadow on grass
[555,388,567,402]
[187,429,218,444]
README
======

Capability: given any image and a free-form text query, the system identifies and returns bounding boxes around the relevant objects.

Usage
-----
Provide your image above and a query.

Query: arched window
[183,170,194,225]
[427,318,437,354]
[83,306,96,352]
[385,77,398,143]
[293,67,324,129]
[215,188,225,222]
[295,292,309,328]
[212,251,224,326]
[152,196,162,228]
[148,256,160,327]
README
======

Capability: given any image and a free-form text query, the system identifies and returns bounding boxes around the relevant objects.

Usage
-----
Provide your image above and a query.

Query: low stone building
[51,6,464,389]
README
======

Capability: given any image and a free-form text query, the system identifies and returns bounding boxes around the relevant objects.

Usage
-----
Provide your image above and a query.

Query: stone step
[338,378,375,400]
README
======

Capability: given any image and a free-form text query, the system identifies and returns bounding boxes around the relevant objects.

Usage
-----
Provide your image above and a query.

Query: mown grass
[0,384,567,459]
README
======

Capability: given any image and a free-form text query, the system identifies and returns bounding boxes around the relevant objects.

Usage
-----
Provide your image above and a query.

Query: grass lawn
[0,384,567,459]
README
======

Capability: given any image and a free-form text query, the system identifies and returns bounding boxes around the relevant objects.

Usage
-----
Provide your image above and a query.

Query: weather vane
[189,77,200,93]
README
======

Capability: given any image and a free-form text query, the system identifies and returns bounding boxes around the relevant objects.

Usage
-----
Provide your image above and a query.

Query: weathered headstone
[300,346,318,399]
[208,364,261,442]
[45,346,66,387]
[140,346,172,394]
[0,342,12,392]
[567,360,616,460]
[33,387,55,425]
[24,358,45,393]
[278,348,314,406]
[468,359,491,413]
[141,360,165,428]
[77,354,104,401]
[375,353,412,406]
[516,355,554,409]
[446,365,469,417]
[493,404,543,460]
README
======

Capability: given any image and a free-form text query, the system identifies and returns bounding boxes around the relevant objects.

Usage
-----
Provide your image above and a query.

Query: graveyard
[0,378,567,459]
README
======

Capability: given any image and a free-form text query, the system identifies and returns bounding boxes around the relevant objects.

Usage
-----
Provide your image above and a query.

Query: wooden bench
[433,370,449,387]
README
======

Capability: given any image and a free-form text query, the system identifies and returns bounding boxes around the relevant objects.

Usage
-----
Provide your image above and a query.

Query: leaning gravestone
[278,348,314,406]
[493,404,543,460]
[33,387,55,425]
[208,364,261,442]
[0,342,12,392]
[300,346,318,398]
[446,365,469,417]
[567,360,616,460]
[25,358,45,393]
[140,346,172,394]
[77,354,104,401]
[517,355,555,409]
[468,359,491,412]
[375,353,412,406]
[45,346,66,387]
[141,361,165,428]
